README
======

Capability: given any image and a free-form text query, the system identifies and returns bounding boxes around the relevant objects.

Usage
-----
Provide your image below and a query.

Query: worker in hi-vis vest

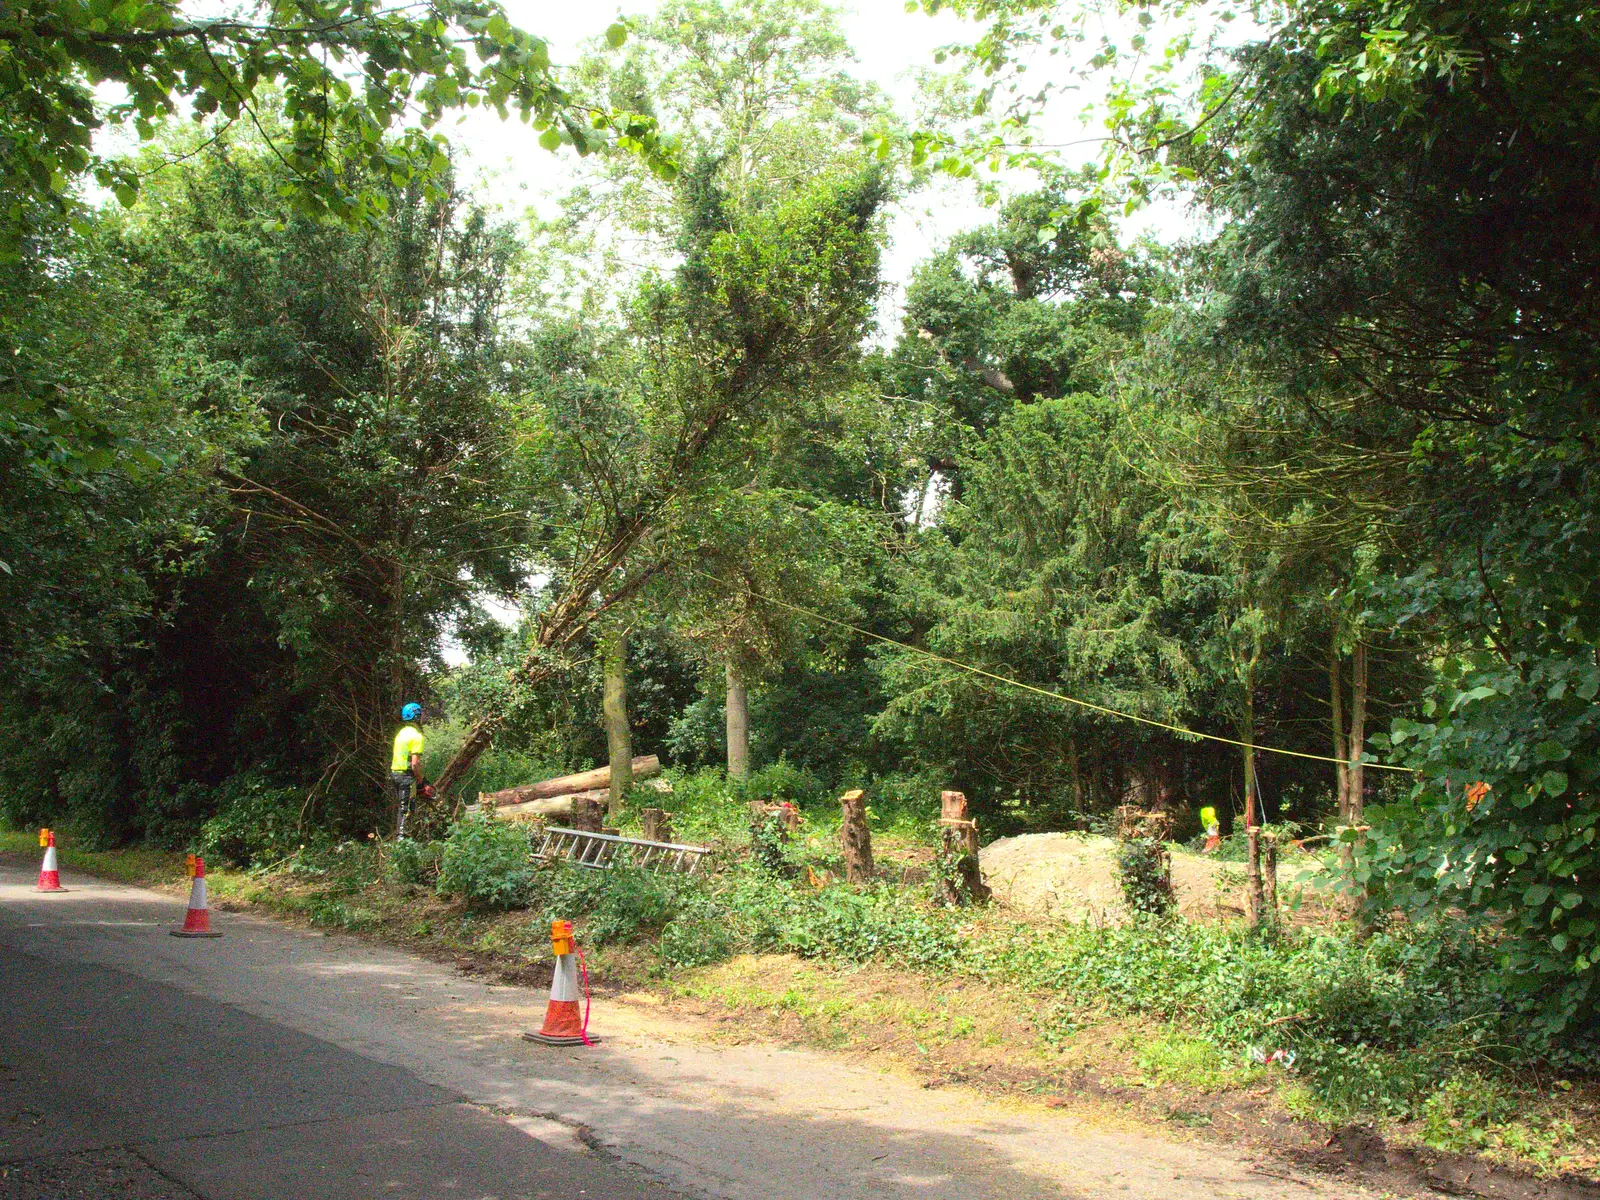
[1199,805,1221,853]
[390,703,433,837]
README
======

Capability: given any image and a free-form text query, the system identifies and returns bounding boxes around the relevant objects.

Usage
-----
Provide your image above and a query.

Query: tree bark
[642,807,674,844]
[570,796,604,833]
[1263,834,1278,922]
[937,790,990,904]
[725,661,749,783]
[1241,688,1259,831]
[1246,826,1265,928]
[602,627,632,818]
[1330,640,1350,822]
[839,789,873,883]
[1349,639,1367,823]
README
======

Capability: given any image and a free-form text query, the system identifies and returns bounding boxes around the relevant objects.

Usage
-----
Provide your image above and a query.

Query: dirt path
[0,862,1391,1200]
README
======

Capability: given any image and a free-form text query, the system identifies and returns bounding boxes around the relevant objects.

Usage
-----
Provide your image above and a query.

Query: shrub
[750,813,793,875]
[659,893,737,967]
[658,768,750,843]
[198,775,304,867]
[744,757,827,807]
[1115,836,1174,916]
[436,818,535,909]
[532,862,706,950]
[386,837,444,887]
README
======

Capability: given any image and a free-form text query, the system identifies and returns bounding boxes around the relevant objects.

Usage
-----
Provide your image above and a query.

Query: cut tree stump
[570,796,604,833]
[839,789,873,883]
[747,801,799,840]
[937,790,990,904]
[642,807,674,845]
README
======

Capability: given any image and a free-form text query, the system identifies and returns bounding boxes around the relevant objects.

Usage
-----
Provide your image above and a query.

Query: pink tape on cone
[524,953,599,1046]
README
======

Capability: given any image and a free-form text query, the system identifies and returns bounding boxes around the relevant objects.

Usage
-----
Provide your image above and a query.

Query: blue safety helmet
[401,703,422,722]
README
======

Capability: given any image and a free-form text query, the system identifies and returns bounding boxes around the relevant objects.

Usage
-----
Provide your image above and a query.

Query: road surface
[0,862,1379,1200]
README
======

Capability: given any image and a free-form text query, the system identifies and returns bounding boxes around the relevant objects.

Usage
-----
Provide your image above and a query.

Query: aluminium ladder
[533,826,712,875]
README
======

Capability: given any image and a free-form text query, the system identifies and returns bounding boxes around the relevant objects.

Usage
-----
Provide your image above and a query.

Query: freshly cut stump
[839,789,873,883]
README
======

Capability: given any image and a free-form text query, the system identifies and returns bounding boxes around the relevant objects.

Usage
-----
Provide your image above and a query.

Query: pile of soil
[979,832,1328,923]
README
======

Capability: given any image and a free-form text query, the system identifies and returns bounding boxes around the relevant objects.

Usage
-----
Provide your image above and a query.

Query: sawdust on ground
[979,832,1329,923]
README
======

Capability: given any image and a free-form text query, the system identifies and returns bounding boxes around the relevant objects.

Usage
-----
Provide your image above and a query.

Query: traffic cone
[524,920,598,1046]
[170,854,222,938]
[36,829,66,893]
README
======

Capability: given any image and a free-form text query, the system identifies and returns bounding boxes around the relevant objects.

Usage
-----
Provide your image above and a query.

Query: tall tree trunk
[1241,686,1264,919]
[725,661,749,783]
[1246,826,1265,928]
[602,627,632,818]
[1241,688,1259,830]
[1348,639,1367,823]
[1330,639,1350,822]
[388,552,408,827]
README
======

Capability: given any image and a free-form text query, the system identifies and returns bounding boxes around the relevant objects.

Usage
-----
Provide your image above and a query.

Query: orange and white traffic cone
[524,920,598,1046]
[170,854,222,938]
[36,829,66,893]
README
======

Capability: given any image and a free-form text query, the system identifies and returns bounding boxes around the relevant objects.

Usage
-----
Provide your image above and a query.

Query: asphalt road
[0,861,1376,1200]
[0,898,682,1199]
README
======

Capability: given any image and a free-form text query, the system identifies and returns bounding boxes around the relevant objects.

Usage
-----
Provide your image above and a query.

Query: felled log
[493,787,607,822]
[492,776,672,823]
[481,755,660,808]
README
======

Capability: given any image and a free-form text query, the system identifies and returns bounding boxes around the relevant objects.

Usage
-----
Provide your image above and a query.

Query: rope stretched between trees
[686,566,1411,775]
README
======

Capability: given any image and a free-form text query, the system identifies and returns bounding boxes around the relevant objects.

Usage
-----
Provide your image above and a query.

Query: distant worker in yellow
[390,702,433,837]
[1199,805,1221,853]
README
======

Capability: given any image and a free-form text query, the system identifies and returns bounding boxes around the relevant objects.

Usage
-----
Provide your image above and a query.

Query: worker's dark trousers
[391,772,414,838]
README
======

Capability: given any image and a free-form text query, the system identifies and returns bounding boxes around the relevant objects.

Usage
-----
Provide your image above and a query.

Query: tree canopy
[3,0,1600,1036]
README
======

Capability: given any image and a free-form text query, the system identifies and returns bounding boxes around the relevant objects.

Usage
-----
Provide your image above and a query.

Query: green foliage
[0,0,668,257]
[198,776,304,868]
[749,815,793,876]
[1342,453,1600,1032]
[386,838,444,887]
[1115,839,1174,917]
[743,758,829,808]
[533,863,705,951]
[436,818,535,910]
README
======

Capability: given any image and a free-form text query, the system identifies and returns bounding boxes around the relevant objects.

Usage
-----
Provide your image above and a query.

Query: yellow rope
[688,567,1411,774]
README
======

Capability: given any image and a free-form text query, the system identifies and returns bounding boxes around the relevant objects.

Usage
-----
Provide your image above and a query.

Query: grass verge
[7,818,1599,1189]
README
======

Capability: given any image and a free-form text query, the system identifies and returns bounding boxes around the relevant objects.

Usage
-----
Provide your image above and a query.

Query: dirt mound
[980,833,1247,922]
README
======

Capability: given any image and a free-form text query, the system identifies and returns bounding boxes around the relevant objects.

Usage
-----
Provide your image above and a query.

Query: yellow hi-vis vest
[391,724,424,772]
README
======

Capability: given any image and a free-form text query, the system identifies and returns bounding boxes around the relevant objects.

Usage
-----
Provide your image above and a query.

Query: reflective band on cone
[170,857,222,939]
[36,842,65,893]
[524,954,598,1046]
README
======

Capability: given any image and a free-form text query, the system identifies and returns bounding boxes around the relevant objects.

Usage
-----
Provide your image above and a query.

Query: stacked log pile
[482,756,666,822]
